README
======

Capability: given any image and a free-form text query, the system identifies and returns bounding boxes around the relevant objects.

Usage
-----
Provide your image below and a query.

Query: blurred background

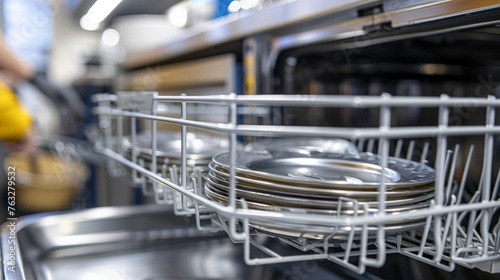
[0,0,258,213]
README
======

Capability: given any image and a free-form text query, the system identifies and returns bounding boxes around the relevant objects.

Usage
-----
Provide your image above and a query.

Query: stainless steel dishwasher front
[1,205,246,280]
[1,204,359,280]
[1,205,243,280]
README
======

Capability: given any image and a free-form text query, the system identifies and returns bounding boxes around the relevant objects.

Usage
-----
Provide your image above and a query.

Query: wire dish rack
[92,92,500,274]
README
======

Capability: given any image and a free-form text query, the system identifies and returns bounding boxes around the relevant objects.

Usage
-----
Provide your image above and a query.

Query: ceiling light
[87,0,123,23]
[80,0,123,30]
[80,14,100,31]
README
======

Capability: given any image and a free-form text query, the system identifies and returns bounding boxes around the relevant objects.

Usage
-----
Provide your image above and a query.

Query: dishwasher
[3,0,500,279]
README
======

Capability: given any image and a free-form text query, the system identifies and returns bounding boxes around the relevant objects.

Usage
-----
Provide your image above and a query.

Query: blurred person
[0,82,35,155]
[0,32,34,83]
[0,35,35,155]
[0,31,86,148]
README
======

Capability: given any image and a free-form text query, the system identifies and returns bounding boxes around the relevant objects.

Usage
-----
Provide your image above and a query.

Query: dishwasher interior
[272,24,500,192]
[3,2,500,279]
[88,57,500,280]
[91,16,500,277]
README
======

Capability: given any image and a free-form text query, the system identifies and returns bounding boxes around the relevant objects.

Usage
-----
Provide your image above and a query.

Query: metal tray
[1,205,341,280]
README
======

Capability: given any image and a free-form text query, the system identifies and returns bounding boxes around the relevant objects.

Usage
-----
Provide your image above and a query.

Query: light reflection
[80,0,123,31]
[102,28,120,48]
[167,2,189,28]
[228,1,241,13]
[80,14,100,31]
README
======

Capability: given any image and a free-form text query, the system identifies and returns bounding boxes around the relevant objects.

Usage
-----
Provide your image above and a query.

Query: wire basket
[92,92,500,274]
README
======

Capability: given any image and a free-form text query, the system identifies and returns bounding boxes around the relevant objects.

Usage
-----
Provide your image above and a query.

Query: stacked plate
[122,131,239,168]
[205,140,436,241]
[244,137,360,156]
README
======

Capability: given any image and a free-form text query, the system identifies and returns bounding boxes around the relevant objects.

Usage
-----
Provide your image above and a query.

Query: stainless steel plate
[250,219,425,240]
[122,131,239,163]
[212,151,435,188]
[208,163,435,198]
[204,181,432,215]
[207,167,435,208]
[245,137,359,156]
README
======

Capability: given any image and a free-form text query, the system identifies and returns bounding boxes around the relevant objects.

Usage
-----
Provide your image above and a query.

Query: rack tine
[116,116,123,154]
[153,176,166,204]
[342,200,359,263]
[472,210,496,249]
[437,212,455,263]
[477,173,484,197]
[445,145,460,203]
[181,175,193,211]
[138,158,153,195]
[343,228,357,263]
[441,149,453,203]
[367,139,375,154]
[160,163,173,203]
[479,100,495,257]
[406,140,415,160]
[493,216,500,238]
[489,231,496,250]
[394,139,403,158]
[472,229,484,245]
[441,196,457,252]
[169,166,178,185]
[194,177,219,231]
[451,210,458,263]
[457,145,475,204]
[458,190,481,224]
[357,139,365,152]
[465,210,478,249]
[492,166,500,201]
[161,163,168,178]
[130,116,140,184]
[420,141,430,164]
[357,204,369,272]
[457,224,469,241]
[495,232,500,256]
[494,218,500,255]
[418,200,434,256]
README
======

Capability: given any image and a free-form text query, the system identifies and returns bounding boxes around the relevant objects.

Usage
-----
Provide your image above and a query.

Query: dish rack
[92,92,500,274]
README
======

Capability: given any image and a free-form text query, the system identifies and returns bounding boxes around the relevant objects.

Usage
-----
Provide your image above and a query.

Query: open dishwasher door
[1,204,355,280]
[2,205,498,280]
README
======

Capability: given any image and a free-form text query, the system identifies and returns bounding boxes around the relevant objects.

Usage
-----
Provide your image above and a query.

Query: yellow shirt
[0,81,31,142]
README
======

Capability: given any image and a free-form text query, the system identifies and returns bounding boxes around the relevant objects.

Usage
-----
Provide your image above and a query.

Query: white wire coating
[94,93,500,274]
